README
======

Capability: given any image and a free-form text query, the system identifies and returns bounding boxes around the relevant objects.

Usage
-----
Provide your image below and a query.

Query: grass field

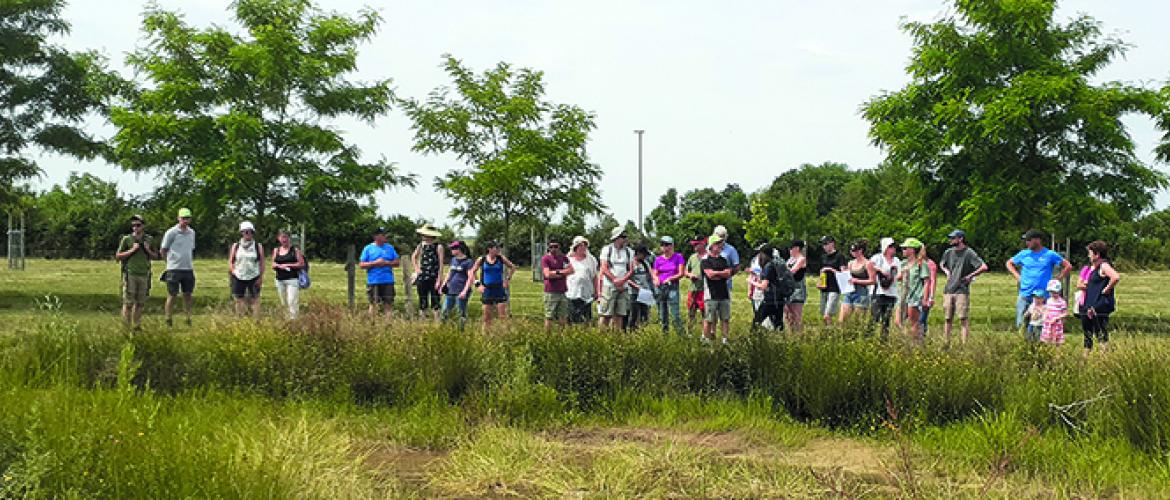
[2,259,1169,498]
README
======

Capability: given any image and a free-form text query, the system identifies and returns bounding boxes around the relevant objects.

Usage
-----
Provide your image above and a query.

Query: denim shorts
[842,288,870,308]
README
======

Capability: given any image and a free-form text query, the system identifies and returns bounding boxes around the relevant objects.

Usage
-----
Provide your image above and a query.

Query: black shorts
[231,276,261,298]
[165,270,196,296]
[367,284,396,304]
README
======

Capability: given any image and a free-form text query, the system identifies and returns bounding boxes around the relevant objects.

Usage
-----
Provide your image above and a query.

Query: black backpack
[767,261,796,301]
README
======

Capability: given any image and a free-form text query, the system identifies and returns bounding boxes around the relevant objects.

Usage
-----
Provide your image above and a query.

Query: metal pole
[635,129,644,233]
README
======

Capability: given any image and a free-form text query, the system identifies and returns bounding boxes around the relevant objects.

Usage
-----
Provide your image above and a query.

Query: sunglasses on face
[242,229,254,234]
[131,223,143,228]
[548,244,560,249]
[180,217,191,221]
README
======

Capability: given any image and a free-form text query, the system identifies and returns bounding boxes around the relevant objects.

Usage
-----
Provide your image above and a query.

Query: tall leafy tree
[0,0,120,208]
[402,56,604,252]
[863,0,1168,245]
[110,0,413,235]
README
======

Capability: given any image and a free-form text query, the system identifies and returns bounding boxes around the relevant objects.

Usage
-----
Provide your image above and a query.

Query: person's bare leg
[384,303,394,322]
[234,298,245,316]
[838,304,850,324]
[122,303,132,328]
[496,304,508,327]
[133,303,144,328]
[165,295,175,324]
[483,306,493,330]
[703,319,713,340]
[182,294,193,324]
[960,318,970,344]
[720,319,730,341]
[944,318,954,346]
[251,298,261,319]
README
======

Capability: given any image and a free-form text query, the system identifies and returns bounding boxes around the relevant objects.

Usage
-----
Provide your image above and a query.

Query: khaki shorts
[943,293,970,321]
[598,287,630,317]
[544,292,569,321]
[123,275,150,305]
[704,299,731,323]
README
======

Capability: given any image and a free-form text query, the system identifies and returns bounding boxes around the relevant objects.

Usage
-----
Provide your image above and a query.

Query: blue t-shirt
[360,242,399,285]
[1011,248,1064,297]
[446,256,473,296]
[721,244,740,291]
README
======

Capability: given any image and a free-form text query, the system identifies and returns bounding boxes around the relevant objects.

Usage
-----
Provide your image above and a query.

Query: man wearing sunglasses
[161,208,197,327]
[541,238,574,332]
[115,214,158,329]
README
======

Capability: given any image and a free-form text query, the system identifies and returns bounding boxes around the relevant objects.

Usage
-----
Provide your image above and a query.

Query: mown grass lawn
[1,259,1168,498]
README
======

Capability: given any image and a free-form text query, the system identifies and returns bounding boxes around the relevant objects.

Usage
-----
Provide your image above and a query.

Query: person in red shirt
[541,239,574,332]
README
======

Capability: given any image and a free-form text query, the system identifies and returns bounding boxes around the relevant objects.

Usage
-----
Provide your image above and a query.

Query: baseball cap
[129,214,144,224]
[880,237,896,253]
[1022,229,1045,241]
[177,208,192,218]
[485,240,500,248]
[659,235,675,245]
[1046,280,1062,293]
[239,221,255,232]
[947,229,966,239]
[373,226,387,235]
[790,239,806,250]
[448,240,466,251]
[610,227,627,240]
[713,225,729,238]
[708,234,724,246]
[900,237,923,249]
[1032,289,1046,298]
[820,235,835,245]
[689,237,707,247]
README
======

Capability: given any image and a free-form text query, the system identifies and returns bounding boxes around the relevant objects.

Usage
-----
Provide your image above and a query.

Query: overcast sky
[37,0,1170,228]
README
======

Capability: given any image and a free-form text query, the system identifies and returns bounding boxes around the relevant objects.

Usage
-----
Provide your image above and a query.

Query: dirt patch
[359,441,446,489]
[547,426,760,457]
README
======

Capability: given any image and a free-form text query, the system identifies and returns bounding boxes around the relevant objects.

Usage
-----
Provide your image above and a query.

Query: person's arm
[142,237,159,259]
[924,260,938,305]
[966,260,989,283]
[115,238,136,261]
[294,248,305,270]
[411,244,421,276]
[1100,262,1120,295]
[501,256,518,284]
[435,245,446,290]
[650,260,661,285]
[852,261,877,286]
[256,244,264,286]
[271,248,281,271]
[791,257,806,275]
[159,231,172,263]
[470,257,484,290]
[357,248,380,269]
[386,248,400,267]
[541,257,555,279]
[1005,258,1020,282]
[228,243,238,276]
[1058,257,1073,281]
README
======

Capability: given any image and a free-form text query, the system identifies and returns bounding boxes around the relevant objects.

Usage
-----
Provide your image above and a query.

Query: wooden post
[346,245,356,311]
[401,252,415,320]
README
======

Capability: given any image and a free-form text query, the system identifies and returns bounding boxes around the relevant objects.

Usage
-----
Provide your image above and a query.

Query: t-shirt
[445,256,473,296]
[360,242,399,285]
[721,244,740,291]
[653,253,685,285]
[686,253,705,287]
[701,255,731,301]
[118,234,154,277]
[541,253,570,293]
[869,254,901,297]
[819,251,847,293]
[1011,248,1064,298]
[600,244,634,290]
[940,247,985,295]
[161,225,196,271]
[566,254,598,301]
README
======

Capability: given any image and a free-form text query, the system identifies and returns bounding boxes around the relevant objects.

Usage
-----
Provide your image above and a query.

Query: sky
[36,0,1170,229]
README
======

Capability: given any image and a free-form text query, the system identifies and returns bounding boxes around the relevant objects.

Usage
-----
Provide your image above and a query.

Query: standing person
[684,238,708,333]
[470,241,516,330]
[939,230,989,346]
[838,240,877,323]
[651,235,685,335]
[440,241,474,331]
[1081,240,1120,355]
[1023,291,1046,342]
[160,208,197,327]
[270,230,305,320]
[869,238,900,340]
[747,244,768,315]
[917,242,939,337]
[701,235,734,344]
[625,245,655,330]
[541,239,573,332]
[115,215,158,330]
[1040,280,1067,345]
[1006,230,1072,329]
[750,244,788,331]
[899,238,933,345]
[411,224,445,323]
[598,228,635,330]
[359,227,400,320]
[712,225,740,291]
[228,221,264,318]
[785,240,808,333]
[816,236,848,326]
[565,236,598,325]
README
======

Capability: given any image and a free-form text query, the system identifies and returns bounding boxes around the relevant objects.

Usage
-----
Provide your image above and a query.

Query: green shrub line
[2,311,1169,459]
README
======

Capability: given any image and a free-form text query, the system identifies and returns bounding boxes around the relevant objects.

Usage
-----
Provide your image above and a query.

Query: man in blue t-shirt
[359,227,401,319]
[1005,230,1072,328]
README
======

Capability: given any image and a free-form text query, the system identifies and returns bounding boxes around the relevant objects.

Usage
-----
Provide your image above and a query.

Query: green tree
[0,0,121,208]
[644,188,678,238]
[678,187,722,216]
[109,0,413,237]
[863,0,1168,246]
[31,173,136,258]
[402,56,603,254]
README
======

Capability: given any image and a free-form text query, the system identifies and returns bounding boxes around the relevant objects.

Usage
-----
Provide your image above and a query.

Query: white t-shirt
[870,253,902,297]
[600,244,633,291]
[566,254,598,301]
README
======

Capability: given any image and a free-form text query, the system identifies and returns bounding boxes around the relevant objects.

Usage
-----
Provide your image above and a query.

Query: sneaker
[166,318,173,327]
[700,336,712,345]
[722,337,729,345]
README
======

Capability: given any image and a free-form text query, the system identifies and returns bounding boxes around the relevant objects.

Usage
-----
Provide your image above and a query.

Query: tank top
[1085,263,1114,315]
[482,256,505,287]
[418,242,440,281]
[849,260,868,280]
[786,256,806,281]
[274,246,298,281]
[233,239,261,280]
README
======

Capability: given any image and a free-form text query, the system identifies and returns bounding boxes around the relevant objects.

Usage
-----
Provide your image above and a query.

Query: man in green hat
[115,214,158,329]
[161,208,197,327]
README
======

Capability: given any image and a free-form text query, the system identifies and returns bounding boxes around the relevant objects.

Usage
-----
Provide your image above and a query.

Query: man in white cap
[712,225,740,291]
[598,227,635,329]
[940,229,989,345]
[869,237,901,339]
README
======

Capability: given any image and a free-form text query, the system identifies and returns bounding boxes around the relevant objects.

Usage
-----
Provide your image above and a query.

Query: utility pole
[634,129,644,233]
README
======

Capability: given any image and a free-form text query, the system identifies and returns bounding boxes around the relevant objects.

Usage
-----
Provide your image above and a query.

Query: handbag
[1090,293,1115,315]
[298,268,311,289]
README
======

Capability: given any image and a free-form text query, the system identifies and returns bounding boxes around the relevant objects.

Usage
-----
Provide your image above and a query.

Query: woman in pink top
[651,235,686,335]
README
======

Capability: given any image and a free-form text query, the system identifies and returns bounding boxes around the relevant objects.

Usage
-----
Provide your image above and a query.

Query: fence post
[401,252,415,320]
[346,245,356,311]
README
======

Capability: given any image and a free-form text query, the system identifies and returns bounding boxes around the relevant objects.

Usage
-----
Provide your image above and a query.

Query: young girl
[1041,280,1066,345]
[1024,291,1045,343]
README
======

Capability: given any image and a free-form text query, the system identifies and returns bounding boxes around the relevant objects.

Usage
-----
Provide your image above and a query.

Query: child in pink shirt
[1041,279,1066,345]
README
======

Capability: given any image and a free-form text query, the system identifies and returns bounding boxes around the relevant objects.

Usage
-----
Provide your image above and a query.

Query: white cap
[1046,279,1062,293]
[880,237,896,253]
[239,221,255,232]
[713,225,728,238]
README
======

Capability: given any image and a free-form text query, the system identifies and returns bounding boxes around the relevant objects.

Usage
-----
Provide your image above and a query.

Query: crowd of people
[114,209,1121,354]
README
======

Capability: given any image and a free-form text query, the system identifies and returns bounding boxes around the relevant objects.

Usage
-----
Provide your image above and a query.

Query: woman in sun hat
[565,235,599,324]
[411,224,445,322]
[229,221,264,319]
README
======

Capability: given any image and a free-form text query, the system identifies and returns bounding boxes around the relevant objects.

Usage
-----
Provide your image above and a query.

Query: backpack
[767,261,796,301]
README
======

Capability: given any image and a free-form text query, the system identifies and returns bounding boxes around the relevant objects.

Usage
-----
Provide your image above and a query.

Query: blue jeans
[657,284,683,335]
[920,304,931,335]
[442,295,469,330]
[1015,295,1029,328]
